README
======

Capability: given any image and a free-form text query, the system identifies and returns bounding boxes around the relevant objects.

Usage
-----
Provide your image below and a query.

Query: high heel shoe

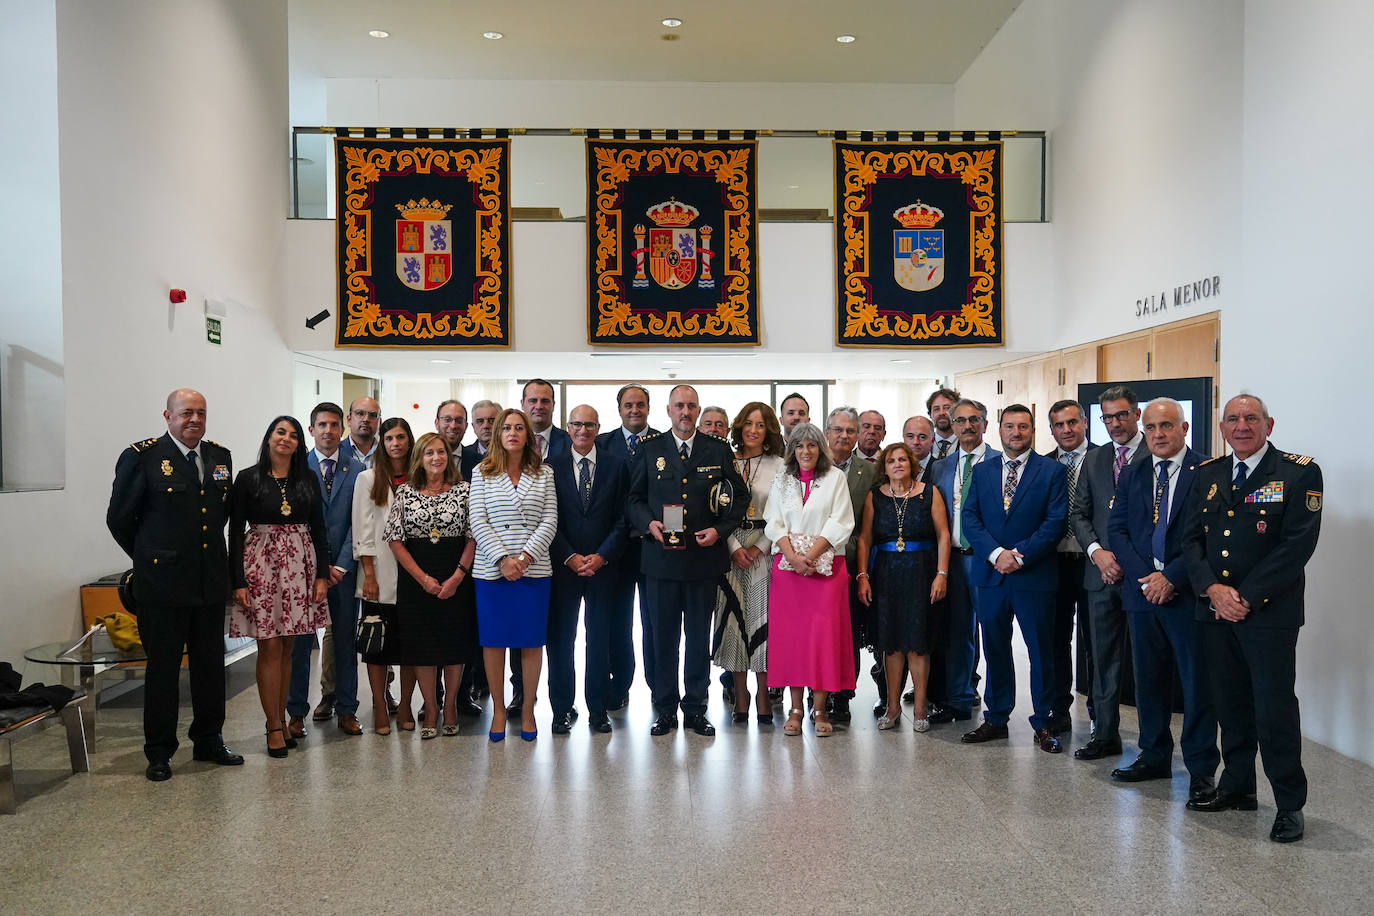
[732,688,751,724]
[374,710,392,736]
[420,727,438,740]
[489,729,506,742]
[265,727,288,758]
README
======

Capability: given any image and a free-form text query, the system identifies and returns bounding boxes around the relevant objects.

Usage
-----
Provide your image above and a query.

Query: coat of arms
[631,199,716,291]
[893,202,945,292]
[395,198,453,292]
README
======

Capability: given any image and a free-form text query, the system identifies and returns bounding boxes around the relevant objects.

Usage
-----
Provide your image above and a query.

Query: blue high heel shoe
[520,728,537,742]
[489,729,506,743]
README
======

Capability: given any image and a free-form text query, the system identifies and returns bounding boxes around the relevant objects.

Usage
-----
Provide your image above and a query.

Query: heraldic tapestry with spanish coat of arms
[335,137,511,348]
[587,138,759,346]
[834,140,1003,348]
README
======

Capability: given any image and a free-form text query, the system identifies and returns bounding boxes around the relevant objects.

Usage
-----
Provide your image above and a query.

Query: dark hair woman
[384,432,478,740]
[351,417,414,735]
[229,415,330,758]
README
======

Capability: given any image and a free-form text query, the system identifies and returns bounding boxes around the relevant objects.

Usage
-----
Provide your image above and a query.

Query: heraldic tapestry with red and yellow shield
[335,136,510,348]
[587,138,759,346]
[834,140,1003,348]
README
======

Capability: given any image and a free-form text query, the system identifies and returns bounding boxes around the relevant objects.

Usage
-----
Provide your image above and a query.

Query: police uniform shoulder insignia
[1305,489,1322,512]
[705,431,730,444]
[639,431,662,442]
[1198,455,1226,466]
[201,438,226,450]
[131,437,159,452]
[1282,452,1313,467]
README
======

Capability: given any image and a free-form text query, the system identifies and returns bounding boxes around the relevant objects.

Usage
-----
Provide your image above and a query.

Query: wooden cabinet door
[1099,333,1151,382]
[1152,317,1218,380]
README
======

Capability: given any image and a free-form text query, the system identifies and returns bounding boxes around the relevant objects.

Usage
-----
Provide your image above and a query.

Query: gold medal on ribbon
[747,505,756,518]
[429,526,441,544]
[280,499,292,517]
[896,538,906,552]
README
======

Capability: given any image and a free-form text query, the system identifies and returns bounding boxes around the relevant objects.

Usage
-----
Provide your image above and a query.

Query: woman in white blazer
[764,422,856,737]
[468,408,558,742]
[352,418,413,735]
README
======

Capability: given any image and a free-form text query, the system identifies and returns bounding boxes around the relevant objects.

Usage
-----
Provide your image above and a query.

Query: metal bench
[0,691,92,815]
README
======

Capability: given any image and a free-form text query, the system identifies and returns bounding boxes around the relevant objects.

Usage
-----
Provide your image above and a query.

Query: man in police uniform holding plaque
[106,388,242,781]
[627,384,747,737]
[1182,393,1322,844]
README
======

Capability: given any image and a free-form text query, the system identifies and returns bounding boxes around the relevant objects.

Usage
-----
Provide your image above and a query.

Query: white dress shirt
[951,441,989,547]
[1148,447,1186,571]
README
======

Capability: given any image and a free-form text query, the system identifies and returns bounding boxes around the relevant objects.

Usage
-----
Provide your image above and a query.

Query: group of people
[107,380,1321,843]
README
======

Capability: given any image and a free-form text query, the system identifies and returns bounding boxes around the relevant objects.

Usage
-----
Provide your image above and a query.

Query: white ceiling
[289,0,1023,85]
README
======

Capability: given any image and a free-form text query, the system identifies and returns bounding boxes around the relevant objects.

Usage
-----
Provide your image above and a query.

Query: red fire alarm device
[169,288,187,303]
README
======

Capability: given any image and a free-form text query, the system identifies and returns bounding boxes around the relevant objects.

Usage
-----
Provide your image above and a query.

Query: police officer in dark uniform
[106,388,243,781]
[1182,393,1322,843]
[627,384,747,737]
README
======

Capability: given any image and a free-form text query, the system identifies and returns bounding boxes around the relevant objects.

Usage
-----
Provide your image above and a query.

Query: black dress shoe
[903,688,916,704]
[1111,758,1171,782]
[605,694,628,712]
[145,760,172,781]
[457,699,483,717]
[192,744,245,766]
[684,714,716,736]
[551,713,574,734]
[1072,738,1123,760]
[1186,790,1259,812]
[929,705,974,725]
[650,715,678,736]
[1270,809,1304,843]
[1032,729,1063,754]
[1188,775,1216,802]
[505,693,524,715]
[961,721,1009,744]
[1046,713,1072,737]
[588,712,612,733]
[830,696,852,724]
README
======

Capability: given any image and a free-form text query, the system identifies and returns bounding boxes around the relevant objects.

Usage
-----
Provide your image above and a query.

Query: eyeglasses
[567,421,599,430]
[1101,410,1134,423]
[951,416,983,426]
[352,410,379,419]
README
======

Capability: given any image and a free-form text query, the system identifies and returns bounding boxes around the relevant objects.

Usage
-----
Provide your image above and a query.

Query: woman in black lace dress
[856,442,950,733]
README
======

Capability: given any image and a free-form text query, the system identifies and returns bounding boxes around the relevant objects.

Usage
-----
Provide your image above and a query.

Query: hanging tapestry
[834,140,1003,348]
[335,137,510,348]
[587,138,759,346]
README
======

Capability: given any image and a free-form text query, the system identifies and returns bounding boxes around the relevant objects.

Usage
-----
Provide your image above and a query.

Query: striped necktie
[1003,458,1021,513]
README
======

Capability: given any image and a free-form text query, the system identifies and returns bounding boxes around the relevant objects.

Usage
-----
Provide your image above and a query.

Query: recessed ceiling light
[482,30,504,40]
[786,184,800,190]
[429,358,452,365]
[835,34,857,44]
[368,29,389,39]
[661,17,683,27]
[660,359,684,367]
[889,358,912,364]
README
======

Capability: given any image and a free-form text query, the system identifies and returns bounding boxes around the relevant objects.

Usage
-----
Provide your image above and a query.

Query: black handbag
[355,602,387,656]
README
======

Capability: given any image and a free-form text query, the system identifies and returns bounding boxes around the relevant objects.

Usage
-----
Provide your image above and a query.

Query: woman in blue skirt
[468,407,557,741]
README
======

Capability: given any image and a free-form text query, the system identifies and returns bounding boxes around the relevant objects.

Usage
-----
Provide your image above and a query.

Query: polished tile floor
[5,645,1374,916]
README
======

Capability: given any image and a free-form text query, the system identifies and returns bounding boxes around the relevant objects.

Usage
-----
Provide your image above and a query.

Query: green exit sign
[206,317,222,345]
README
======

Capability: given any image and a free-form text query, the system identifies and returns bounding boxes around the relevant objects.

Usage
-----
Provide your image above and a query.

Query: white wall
[1237,0,1374,765]
[957,0,1374,764]
[0,0,293,656]
[0,0,64,490]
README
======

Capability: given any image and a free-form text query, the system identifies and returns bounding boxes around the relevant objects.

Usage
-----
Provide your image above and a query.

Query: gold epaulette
[704,431,730,444]
[639,431,662,442]
[1198,455,1226,466]
[1282,452,1314,466]
[201,438,225,450]
[130,437,159,452]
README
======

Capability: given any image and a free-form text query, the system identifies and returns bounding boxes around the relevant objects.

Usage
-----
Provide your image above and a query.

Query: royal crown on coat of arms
[893,201,944,228]
[395,198,453,220]
[645,198,700,228]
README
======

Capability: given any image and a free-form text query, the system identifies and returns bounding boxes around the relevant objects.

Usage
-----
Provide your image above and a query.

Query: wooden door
[1098,333,1151,383]
[1152,316,1218,380]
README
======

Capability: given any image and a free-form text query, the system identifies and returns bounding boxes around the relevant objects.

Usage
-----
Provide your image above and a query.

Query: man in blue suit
[548,405,630,734]
[523,378,570,461]
[960,403,1069,753]
[1107,398,1219,800]
[595,383,659,707]
[928,398,999,724]
[287,402,364,737]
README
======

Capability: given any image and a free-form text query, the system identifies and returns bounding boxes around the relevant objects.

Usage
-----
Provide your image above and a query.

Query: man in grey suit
[1070,385,1149,761]
[825,406,875,722]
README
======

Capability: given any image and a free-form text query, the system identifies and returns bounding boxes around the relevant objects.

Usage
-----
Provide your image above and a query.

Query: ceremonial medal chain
[738,454,760,517]
[892,481,914,551]
[271,474,292,517]
[420,483,447,543]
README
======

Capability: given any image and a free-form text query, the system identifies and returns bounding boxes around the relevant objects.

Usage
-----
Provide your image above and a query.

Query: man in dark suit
[627,384,747,737]
[928,398,1000,724]
[902,415,936,482]
[548,405,629,734]
[960,403,1068,753]
[1045,399,1095,736]
[1070,385,1149,761]
[106,388,242,780]
[523,378,570,461]
[824,406,875,721]
[596,383,659,707]
[286,402,365,737]
[1182,393,1321,844]
[926,387,961,462]
[462,399,500,481]
[1107,398,1218,802]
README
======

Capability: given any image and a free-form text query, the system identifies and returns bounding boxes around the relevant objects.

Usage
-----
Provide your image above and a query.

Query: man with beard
[927,388,960,462]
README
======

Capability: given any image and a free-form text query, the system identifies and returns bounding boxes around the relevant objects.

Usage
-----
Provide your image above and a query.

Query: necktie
[679,442,689,461]
[1152,460,1172,562]
[1113,445,1129,484]
[537,433,546,456]
[936,439,952,460]
[957,453,974,550]
[1233,460,1248,489]
[1003,458,1021,513]
[627,432,639,457]
[322,457,335,495]
[187,450,199,482]
[578,457,592,510]
[1061,451,1080,509]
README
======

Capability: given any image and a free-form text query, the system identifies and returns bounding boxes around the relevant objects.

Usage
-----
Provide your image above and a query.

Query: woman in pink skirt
[764,422,856,737]
[230,415,330,758]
